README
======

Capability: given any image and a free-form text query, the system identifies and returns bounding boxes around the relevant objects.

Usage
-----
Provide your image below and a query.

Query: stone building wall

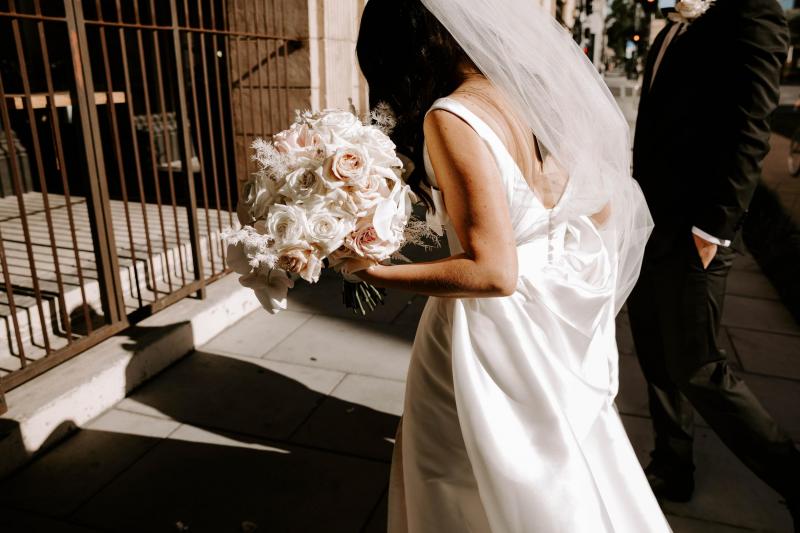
[227,0,310,178]
[227,0,367,181]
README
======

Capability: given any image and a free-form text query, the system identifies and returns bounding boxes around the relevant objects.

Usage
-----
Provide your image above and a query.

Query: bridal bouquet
[224,108,422,314]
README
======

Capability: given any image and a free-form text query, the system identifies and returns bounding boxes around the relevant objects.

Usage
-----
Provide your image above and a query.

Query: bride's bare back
[450,76,569,210]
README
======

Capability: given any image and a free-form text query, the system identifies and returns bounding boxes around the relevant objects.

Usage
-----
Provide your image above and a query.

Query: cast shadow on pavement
[0,339,397,532]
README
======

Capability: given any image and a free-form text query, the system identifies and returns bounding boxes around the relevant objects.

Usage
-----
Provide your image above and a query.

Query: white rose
[306,207,356,255]
[267,204,309,250]
[279,167,329,202]
[358,126,402,169]
[310,110,363,141]
[323,147,371,188]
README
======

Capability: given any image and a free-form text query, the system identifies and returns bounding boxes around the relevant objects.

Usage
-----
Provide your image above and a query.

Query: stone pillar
[308,0,369,114]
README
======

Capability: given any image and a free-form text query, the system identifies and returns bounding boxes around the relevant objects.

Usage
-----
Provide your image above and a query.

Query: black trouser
[627,231,800,501]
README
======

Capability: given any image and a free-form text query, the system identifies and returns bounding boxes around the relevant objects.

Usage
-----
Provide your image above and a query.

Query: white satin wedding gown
[387,97,671,533]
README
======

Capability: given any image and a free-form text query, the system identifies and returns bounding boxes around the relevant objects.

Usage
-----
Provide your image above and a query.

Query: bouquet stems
[342,279,386,316]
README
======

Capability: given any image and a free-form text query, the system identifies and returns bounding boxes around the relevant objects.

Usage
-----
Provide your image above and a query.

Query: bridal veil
[420,0,653,312]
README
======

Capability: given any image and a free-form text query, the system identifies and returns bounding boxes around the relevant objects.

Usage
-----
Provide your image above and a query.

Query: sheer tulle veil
[420,0,653,312]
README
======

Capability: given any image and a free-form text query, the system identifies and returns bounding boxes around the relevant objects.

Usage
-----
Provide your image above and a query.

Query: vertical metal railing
[0,0,132,403]
[0,0,300,412]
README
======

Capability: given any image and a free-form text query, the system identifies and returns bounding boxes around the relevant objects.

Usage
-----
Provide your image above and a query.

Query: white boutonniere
[668,0,715,23]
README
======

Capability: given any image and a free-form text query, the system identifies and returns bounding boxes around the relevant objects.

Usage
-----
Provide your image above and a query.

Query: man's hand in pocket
[692,233,718,270]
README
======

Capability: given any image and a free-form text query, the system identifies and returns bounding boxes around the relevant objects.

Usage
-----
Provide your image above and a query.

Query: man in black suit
[629,0,799,523]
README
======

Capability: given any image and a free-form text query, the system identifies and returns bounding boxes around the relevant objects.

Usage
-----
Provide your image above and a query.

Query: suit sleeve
[692,1,789,241]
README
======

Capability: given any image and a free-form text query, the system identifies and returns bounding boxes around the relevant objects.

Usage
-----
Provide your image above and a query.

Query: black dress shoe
[645,460,695,503]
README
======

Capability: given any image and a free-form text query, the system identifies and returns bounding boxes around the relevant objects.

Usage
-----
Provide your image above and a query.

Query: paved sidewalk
[1,131,798,531]
[1,245,797,532]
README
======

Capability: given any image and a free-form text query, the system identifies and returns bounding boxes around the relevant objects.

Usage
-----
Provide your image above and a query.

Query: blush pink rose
[277,247,323,283]
[273,123,325,160]
[324,147,370,188]
[345,219,398,261]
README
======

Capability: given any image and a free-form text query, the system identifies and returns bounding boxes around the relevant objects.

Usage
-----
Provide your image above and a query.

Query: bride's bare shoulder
[423,104,478,153]
[423,93,496,173]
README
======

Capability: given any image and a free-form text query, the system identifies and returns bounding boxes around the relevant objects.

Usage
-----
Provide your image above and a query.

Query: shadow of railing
[0,339,397,532]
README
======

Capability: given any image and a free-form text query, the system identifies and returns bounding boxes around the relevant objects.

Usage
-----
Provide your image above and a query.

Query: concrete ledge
[0,274,259,479]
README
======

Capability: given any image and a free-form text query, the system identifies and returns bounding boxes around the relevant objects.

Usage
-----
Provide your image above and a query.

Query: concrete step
[0,272,260,479]
[0,192,234,375]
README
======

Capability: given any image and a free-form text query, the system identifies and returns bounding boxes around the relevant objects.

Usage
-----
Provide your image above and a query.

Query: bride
[351,0,672,531]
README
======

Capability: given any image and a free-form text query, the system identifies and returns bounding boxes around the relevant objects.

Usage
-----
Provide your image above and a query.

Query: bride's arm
[353,109,518,298]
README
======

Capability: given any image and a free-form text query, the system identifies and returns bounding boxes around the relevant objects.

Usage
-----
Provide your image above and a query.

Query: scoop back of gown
[387,97,671,533]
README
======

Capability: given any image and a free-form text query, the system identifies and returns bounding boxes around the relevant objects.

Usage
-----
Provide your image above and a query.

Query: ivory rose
[249,176,283,220]
[307,208,356,255]
[267,204,309,250]
[306,110,363,141]
[358,127,403,168]
[279,168,328,202]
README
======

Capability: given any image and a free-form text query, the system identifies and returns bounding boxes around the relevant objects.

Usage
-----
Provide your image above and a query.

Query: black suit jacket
[632,0,789,256]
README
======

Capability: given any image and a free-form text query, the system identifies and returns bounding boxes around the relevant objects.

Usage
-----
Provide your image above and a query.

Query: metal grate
[0,0,300,412]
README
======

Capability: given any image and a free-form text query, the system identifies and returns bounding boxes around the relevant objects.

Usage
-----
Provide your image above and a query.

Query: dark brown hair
[357,0,476,203]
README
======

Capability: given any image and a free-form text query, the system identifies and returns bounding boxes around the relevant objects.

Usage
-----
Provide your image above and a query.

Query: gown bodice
[422,97,616,341]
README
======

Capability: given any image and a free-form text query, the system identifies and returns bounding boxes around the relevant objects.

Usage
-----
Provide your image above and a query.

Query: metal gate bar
[0,0,301,413]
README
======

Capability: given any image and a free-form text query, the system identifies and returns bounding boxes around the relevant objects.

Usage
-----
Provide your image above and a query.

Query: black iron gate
[0,0,298,412]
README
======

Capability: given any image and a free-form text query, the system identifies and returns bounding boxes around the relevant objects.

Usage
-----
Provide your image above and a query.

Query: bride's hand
[334,256,382,281]
[351,263,386,285]
[334,256,386,285]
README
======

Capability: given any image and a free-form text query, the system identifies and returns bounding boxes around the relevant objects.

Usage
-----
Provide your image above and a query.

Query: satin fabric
[387,98,671,533]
